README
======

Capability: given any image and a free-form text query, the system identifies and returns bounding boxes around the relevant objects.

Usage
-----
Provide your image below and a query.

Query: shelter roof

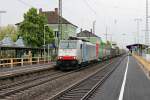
[1,36,15,46]
[126,44,148,49]
[15,37,25,47]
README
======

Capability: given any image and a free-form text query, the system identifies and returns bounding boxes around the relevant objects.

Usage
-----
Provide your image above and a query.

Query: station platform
[0,62,55,79]
[90,56,150,100]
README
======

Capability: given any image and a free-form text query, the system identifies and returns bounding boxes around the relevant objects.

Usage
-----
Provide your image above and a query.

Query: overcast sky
[0,0,148,48]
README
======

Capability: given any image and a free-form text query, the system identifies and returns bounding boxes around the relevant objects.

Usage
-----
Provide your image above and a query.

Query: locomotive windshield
[60,41,77,49]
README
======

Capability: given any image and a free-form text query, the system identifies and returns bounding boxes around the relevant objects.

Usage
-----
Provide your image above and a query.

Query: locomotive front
[56,40,79,70]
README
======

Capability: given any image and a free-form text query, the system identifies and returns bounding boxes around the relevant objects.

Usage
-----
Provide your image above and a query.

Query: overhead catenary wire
[16,0,36,8]
[82,0,97,16]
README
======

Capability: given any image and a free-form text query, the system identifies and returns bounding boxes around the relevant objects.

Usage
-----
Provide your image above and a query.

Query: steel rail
[48,56,124,100]
[0,59,107,99]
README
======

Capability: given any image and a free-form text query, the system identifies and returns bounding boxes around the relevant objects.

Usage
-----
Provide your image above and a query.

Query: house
[16,8,78,47]
[77,30,101,44]
[39,8,78,46]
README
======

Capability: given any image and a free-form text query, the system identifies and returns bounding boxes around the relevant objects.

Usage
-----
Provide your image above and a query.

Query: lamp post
[0,11,6,28]
[135,18,142,44]
[122,33,126,49]
[93,20,96,34]
[44,24,49,63]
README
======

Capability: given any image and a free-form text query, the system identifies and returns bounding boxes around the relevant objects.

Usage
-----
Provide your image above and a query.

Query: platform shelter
[126,44,148,56]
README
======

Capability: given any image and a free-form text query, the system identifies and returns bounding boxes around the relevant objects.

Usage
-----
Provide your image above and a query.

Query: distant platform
[0,63,55,79]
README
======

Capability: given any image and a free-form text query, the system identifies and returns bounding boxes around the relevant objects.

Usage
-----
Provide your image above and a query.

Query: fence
[0,57,51,68]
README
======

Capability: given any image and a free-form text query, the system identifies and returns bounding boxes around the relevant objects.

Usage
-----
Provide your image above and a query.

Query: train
[56,37,123,70]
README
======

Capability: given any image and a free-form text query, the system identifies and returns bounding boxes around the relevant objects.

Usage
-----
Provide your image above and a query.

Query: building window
[54,31,59,38]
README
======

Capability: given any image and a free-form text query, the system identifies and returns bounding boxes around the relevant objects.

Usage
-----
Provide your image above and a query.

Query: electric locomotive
[56,39,97,70]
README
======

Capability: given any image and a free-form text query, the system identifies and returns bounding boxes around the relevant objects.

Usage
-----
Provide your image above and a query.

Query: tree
[0,25,18,41]
[18,8,54,47]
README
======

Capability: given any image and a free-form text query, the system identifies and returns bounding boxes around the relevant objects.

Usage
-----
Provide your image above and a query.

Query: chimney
[55,8,58,15]
[80,28,83,32]
[39,8,42,13]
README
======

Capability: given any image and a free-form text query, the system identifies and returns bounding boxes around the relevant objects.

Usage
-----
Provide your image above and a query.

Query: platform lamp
[122,33,126,49]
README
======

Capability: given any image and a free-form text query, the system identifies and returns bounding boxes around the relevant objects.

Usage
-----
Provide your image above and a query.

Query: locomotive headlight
[58,56,62,59]
[73,56,76,59]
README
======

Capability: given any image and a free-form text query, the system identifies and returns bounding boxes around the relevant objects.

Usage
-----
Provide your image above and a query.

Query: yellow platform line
[133,54,150,72]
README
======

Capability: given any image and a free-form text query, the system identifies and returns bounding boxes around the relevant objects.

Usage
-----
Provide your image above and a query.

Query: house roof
[39,8,78,28]
[16,8,78,28]
[77,30,99,37]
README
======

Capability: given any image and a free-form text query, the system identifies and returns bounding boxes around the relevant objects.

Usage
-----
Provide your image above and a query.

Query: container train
[56,37,122,70]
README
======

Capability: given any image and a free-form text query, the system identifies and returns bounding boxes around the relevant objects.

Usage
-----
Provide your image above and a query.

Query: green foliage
[19,8,54,47]
[0,25,18,41]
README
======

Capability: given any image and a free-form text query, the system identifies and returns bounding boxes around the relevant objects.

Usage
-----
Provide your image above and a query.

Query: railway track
[48,56,124,100]
[0,61,105,99]
[0,56,123,100]
[0,69,78,99]
[0,69,59,90]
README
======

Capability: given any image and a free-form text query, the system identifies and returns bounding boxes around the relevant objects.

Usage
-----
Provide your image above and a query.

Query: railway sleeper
[66,91,88,94]
[69,88,90,92]
[60,96,83,100]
